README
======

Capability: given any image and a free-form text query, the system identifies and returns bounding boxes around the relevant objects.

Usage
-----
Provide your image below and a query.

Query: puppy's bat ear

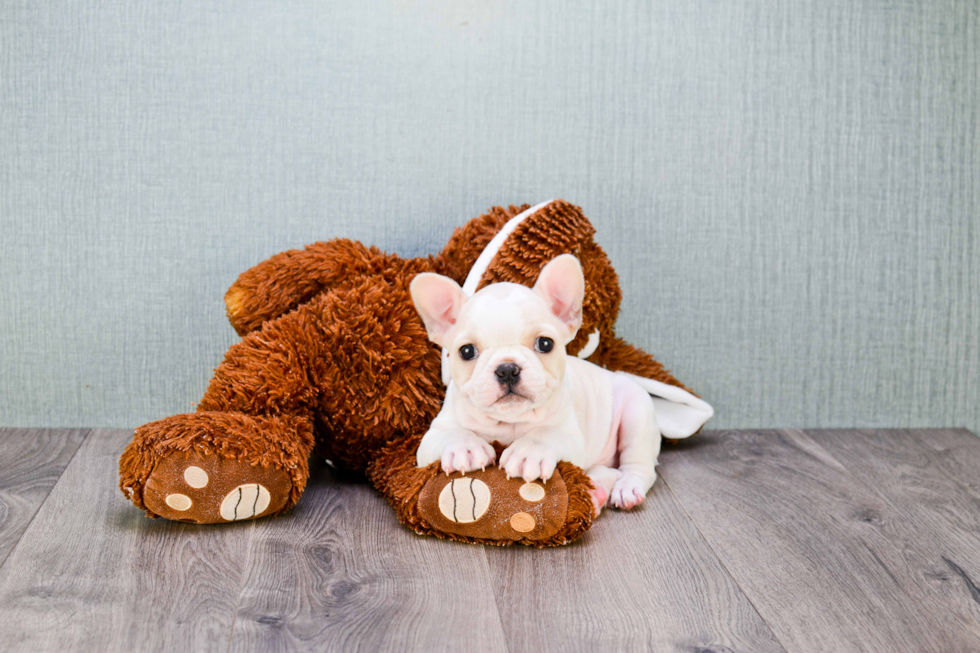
[410,273,466,346]
[533,254,584,341]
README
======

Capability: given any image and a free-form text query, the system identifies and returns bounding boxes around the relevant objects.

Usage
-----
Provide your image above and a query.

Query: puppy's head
[411,254,584,418]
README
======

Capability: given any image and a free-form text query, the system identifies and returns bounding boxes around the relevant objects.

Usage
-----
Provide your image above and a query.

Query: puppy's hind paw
[586,466,622,517]
[588,486,608,517]
[610,474,650,510]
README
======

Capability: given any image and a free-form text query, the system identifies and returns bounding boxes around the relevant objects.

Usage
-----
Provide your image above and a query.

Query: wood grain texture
[810,428,980,622]
[660,429,980,653]
[0,428,88,568]
[0,429,254,653]
[908,429,980,508]
[229,463,509,653]
[2,428,979,652]
[484,476,786,653]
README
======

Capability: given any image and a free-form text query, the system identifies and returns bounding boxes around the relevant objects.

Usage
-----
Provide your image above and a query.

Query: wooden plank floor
[0,428,978,652]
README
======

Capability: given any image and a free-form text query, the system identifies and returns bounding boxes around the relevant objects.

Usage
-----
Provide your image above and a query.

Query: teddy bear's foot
[142,449,293,523]
[414,461,596,546]
[418,467,566,541]
[120,411,315,524]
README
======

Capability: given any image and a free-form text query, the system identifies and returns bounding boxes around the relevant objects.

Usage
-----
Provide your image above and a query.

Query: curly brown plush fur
[119,200,698,546]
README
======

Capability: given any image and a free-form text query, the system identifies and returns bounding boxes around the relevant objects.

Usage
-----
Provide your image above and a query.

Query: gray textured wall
[1,1,977,432]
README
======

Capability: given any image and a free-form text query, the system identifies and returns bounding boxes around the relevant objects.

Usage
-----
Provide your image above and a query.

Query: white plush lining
[621,373,714,439]
[460,199,556,296]
[440,200,714,439]
[576,330,601,359]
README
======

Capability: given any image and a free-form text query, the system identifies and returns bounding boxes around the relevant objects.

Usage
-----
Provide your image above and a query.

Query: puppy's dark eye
[535,337,554,353]
[458,344,478,361]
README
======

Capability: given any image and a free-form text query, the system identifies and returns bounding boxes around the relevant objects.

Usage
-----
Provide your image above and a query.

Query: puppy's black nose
[495,362,521,386]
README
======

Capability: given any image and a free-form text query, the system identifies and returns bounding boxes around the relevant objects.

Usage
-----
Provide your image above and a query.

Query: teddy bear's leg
[224,239,392,336]
[120,309,323,523]
[367,440,597,547]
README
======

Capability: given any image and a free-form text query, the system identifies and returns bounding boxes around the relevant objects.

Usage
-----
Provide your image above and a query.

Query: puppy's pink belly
[590,377,644,467]
[591,384,630,468]
[593,429,620,468]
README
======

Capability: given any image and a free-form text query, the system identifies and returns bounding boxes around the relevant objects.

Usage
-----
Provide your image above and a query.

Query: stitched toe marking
[519,482,545,502]
[510,512,536,533]
[183,466,209,488]
[165,493,192,511]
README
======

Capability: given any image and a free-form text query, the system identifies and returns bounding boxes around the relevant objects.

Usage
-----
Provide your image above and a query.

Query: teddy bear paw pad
[142,450,291,524]
[438,478,491,523]
[418,467,568,542]
[219,484,272,521]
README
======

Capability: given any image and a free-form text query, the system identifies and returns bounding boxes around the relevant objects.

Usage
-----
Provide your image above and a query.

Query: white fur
[411,255,662,514]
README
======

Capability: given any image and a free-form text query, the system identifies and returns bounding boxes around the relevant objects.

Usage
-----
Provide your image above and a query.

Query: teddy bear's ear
[533,254,584,341]
[410,273,466,347]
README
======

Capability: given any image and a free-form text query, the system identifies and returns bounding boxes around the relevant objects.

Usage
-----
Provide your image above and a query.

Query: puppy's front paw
[499,440,558,482]
[441,433,496,475]
[610,473,651,510]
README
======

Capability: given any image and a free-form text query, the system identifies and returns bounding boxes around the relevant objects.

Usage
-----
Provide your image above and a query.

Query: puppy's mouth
[494,388,530,405]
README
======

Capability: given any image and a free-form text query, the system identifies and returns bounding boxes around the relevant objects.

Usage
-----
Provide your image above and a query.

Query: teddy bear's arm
[224,238,389,336]
[592,335,696,395]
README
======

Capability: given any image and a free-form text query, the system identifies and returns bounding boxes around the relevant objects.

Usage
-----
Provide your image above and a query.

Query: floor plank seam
[224,519,258,653]
[0,428,92,574]
[480,544,514,653]
[659,473,790,653]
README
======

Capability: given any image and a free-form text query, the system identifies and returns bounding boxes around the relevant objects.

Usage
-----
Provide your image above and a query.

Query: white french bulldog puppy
[410,254,661,512]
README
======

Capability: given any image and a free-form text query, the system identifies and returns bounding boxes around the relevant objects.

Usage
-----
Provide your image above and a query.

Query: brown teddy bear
[119,200,712,546]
